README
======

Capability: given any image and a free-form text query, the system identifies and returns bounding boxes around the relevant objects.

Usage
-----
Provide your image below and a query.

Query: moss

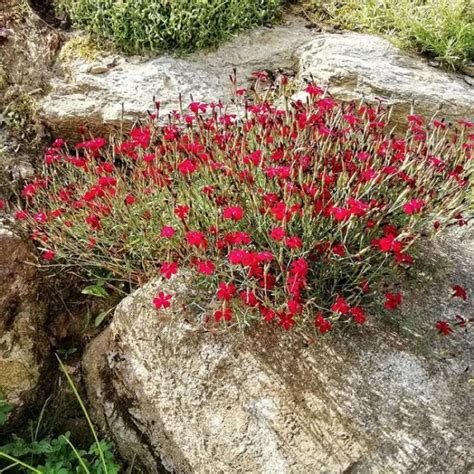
[59,35,102,63]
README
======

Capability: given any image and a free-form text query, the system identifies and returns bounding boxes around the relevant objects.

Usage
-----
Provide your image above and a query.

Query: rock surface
[40,18,315,139]
[83,225,473,473]
[41,27,474,139]
[0,227,50,424]
[297,33,474,126]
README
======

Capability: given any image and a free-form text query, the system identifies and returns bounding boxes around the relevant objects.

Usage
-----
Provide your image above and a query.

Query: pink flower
[153,292,172,310]
[160,226,175,238]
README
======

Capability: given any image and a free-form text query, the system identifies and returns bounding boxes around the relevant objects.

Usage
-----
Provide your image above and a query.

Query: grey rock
[39,18,316,139]
[83,224,473,473]
[298,33,474,127]
[41,28,474,139]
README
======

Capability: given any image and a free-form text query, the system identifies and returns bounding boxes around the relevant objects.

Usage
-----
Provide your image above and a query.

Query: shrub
[8,76,473,334]
[310,0,474,70]
[54,0,282,54]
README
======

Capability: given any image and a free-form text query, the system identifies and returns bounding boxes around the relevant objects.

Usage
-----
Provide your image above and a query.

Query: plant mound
[9,77,473,334]
[54,0,282,54]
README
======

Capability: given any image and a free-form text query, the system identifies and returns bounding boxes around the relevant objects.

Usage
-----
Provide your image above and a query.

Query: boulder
[41,25,474,140]
[297,33,474,126]
[0,227,50,425]
[40,17,315,139]
[83,225,473,473]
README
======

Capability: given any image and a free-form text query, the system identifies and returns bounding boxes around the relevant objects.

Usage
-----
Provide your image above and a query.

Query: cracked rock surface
[83,225,473,473]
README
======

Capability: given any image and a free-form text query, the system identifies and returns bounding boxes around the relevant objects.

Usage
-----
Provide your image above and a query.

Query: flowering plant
[8,77,473,334]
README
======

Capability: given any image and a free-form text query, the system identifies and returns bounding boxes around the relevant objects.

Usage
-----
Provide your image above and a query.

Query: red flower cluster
[11,78,472,335]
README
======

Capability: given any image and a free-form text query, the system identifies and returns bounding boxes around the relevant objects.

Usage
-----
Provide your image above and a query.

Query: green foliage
[0,392,13,426]
[311,0,474,69]
[54,0,282,54]
[0,434,119,473]
[0,359,120,473]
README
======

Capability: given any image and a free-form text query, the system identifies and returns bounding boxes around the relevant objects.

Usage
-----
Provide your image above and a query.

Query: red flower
[214,307,232,322]
[228,249,248,265]
[178,159,197,175]
[0,199,5,210]
[240,290,258,307]
[85,214,101,230]
[350,307,367,325]
[287,299,302,315]
[384,292,402,310]
[217,282,236,301]
[15,210,28,220]
[124,194,136,205]
[305,84,323,96]
[175,205,190,219]
[186,230,207,248]
[160,261,178,279]
[160,226,175,238]
[315,314,332,334]
[435,320,453,336]
[153,292,172,310]
[278,312,295,331]
[331,243,345,257]
[270,227,286,241]
[195,259,215,275]
[223,206,244,221]
[452,284,467,301]
[403,199,425,215]
[42,249,55,261]
[285,236,302,249]
[331,295,350,314]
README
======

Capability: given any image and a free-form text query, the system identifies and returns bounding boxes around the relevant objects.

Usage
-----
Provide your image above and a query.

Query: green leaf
[81,285,109,299]
[0,392,12,426]
[94,308,114,327]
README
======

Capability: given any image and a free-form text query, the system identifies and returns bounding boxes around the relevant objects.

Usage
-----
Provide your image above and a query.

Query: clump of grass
[54,0,282,55]
[310,0,474,70]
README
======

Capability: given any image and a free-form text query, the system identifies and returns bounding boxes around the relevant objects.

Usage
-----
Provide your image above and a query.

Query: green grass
[55,0,282,55]
[310,0,474,70]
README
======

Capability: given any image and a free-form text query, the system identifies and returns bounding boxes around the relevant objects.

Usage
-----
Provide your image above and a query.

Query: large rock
[83,225,473,473]
[40,17,315,139]
[41,26,474,139]
[0,227,50,424]
[297,33,474,126]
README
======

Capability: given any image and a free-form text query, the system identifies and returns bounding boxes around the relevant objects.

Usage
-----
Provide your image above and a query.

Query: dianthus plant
[11,80,473,333]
